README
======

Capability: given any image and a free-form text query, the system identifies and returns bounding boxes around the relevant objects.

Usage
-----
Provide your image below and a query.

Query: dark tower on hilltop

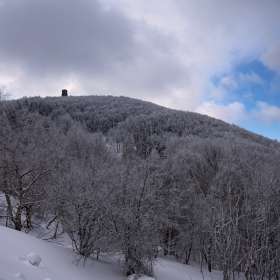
[62,89,68,96]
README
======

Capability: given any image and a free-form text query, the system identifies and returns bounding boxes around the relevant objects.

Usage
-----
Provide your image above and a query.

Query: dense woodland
[1,89,280,280]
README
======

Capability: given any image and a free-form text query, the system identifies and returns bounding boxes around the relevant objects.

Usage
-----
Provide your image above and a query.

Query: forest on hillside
[1,89,280,280]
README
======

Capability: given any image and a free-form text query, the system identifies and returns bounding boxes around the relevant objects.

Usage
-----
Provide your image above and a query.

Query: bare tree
[107,151,164,276]
[0,91,62,230]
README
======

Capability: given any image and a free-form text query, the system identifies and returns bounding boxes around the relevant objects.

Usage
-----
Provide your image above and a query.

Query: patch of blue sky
[211,59,279,106]
[236,59,275,83]
[235,59,279,103]
[209,59,280,140]
[239,119,280,141]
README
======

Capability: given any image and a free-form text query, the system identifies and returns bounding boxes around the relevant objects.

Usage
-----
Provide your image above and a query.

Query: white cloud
[270,75,280,93]
[260,42,280,73]
[253,102,280,123]
[196,100,280,124]
[244,91,253,100]
[112,0,280,110]
[238,72,264,86]
[221,76,238,89]
[195,100,247,123]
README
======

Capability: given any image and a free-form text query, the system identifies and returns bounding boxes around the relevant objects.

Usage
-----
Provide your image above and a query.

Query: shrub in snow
[127,274,155,280]
[14,273,25,278]
[26,252,41,266]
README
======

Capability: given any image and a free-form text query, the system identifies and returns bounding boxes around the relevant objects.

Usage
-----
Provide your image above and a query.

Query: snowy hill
[2,95,277,279]
[0,225,223,280]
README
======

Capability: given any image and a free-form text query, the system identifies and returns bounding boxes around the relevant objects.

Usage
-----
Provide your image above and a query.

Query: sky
[0,0,280,140]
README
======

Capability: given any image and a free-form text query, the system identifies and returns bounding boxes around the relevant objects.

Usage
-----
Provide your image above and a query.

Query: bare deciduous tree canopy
[1,92,280,279]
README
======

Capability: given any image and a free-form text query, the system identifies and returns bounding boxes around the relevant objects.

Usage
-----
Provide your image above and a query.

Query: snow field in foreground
[0,225,223,280]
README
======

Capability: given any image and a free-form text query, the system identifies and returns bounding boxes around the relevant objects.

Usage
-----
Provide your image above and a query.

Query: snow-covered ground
[0,225,223,280]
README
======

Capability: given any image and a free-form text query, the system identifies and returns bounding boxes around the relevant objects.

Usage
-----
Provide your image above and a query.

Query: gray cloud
[0,0,280,120]
[0,0,137,76]
[0,0,190,102]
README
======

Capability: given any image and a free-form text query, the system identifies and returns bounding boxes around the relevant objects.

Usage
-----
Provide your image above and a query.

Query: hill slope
[1,95,280,279]
[0,225,223,280]
[7,95,279,147]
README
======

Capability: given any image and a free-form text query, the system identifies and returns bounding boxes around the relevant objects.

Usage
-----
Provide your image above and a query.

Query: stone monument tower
[62,89,68,96]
